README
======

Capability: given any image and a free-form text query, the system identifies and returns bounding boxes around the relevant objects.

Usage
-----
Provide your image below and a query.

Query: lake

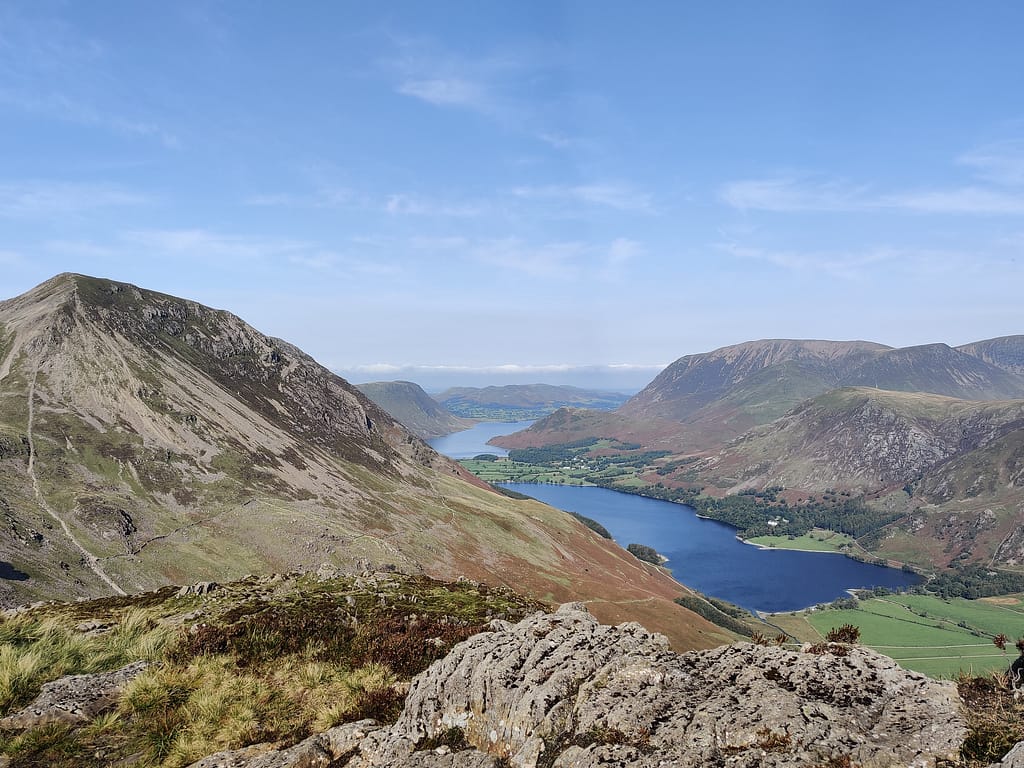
[430,420,921,613]
[426,419,536,459]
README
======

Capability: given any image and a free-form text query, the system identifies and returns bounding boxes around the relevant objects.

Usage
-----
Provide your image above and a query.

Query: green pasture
[795,594,1024,678]
[746,528,855,553]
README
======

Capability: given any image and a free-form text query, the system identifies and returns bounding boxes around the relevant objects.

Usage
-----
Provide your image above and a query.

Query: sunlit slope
[0,274,728,650]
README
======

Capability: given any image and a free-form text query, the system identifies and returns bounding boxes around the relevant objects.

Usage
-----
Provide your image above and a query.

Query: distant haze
[335,365,657,393]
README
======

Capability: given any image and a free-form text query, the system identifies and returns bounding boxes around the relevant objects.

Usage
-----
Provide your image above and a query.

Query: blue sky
[1,2,1022,390]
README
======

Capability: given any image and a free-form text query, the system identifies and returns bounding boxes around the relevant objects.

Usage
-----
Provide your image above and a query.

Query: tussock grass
[0,572,540,768]
[0,609,171,714]
[958,669,1024,766]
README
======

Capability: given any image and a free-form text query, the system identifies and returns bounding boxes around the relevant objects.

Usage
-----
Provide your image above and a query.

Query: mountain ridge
[0,274,729,650]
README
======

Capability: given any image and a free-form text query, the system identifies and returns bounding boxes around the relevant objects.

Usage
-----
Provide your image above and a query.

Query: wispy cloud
[719,178,870,212]
[288,252,400,276]
[470,239,586,279]
[0,181,146,217]
[511,183,653,213]
[601,238,642,280]
[722,139,1024,216]
[396,77,486,108]
[119,229,299,261]
[384,193,483,217]
[245,186,353,209]
[881,187,1024,214]
[719,242,977,281]
[721,176,1024,216]
[957,139,1024,186]
[386,39,581,151]
[0,9,178,147]
[465,236,644,281]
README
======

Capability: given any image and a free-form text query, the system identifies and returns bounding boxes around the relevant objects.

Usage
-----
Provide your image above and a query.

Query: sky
[1,2,1022,391]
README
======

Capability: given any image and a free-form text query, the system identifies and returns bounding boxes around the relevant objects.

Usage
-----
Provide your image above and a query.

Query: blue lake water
[426,420,535,459]
[501,483,920,613]
[429,420,921,613]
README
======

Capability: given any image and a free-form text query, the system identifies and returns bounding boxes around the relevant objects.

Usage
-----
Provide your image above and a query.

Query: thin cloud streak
[721,176,1024,215]
[719,242,986,281]
[957,139,1024,186]
[511,183,654,212]
[0,181,146,217]
[397,77,486,108]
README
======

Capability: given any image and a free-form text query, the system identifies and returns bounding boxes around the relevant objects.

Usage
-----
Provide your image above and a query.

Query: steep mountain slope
[958,334,1024,375]
[356,380,473,439]
[843,343,1024,399]
[494,337,1024,452]
[697,388,1024,492]
[0,274,729,649]
[621,339,889,422]
[677,388,1024,568]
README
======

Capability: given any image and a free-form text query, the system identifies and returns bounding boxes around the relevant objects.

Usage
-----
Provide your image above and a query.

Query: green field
[459,458,595,485]
[746,528,855,553]
[781,593,1024,678]
[460,455,646,486]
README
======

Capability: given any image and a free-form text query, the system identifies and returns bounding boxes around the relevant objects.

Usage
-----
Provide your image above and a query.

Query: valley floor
[769,592,1024,678]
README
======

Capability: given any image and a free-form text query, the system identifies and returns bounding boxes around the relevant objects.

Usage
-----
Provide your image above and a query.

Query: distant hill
[496,337,1024,451]
[957,334,1024,375]
[437,384,629,420]
[356,380,473,439]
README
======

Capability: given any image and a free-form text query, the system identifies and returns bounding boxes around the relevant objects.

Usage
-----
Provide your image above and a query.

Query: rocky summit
[187,604,978,768]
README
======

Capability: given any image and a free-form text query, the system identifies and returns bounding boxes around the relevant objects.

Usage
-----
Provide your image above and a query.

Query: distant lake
[501,483,921,613]
[429,420,921,613]
[426,420,535,459]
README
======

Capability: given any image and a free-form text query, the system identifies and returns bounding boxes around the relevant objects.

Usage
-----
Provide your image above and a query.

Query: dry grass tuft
[957,669,1024,766]
[0,609,171,715]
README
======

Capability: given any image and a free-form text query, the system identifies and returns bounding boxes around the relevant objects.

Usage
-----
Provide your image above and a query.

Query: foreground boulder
[192,603,968,767]
[0,661,148,730]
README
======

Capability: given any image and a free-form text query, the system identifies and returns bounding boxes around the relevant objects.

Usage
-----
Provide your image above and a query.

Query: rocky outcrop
[187,720,381,768]
[192,604,968,768]
[0,660,148,729]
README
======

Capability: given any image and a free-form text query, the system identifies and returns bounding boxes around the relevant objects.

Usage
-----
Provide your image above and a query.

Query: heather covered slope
[0,274,728,650]
[356,380,473,439]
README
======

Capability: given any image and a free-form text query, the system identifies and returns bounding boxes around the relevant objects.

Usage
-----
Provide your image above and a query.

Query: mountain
[621,339,890,422]
[958,334,1024,375]
[437,384,629,420]
[0,274,729,649]
[686,387,1024,567]
[495,338,1024,452]
[694,387,1024,493]
[356,380,473,439]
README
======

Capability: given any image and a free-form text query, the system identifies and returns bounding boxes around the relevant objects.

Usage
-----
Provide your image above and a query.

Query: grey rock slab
[376,604,966,767]
[186,720,382,768]
[991,740,1024,768]
[0,660,148,729]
